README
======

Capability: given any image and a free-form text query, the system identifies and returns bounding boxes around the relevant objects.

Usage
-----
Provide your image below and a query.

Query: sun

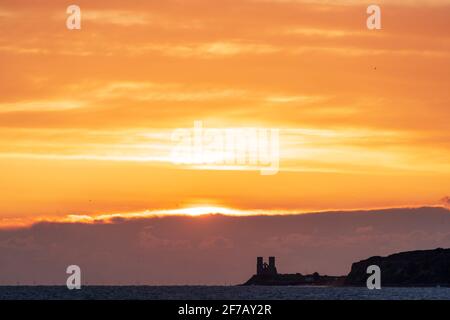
[160,206,243,216]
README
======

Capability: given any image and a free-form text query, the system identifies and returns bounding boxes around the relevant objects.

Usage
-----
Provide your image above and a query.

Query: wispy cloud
[81,10,151,26]
[93,81,247,101]
[251,0,450,6]
[0,100,84,112]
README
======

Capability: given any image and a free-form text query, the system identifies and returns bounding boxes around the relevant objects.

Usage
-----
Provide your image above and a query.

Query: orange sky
[0,0,450,226]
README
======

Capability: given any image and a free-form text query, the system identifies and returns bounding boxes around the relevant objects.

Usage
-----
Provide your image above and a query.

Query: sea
[0,286,450,300]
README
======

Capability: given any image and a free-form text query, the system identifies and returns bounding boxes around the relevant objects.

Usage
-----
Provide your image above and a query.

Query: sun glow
[0,206,266,228]
[62,206,251,224]
[159,206,244,216]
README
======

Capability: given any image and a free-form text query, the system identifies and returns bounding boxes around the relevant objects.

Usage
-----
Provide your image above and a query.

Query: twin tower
[256,256,278,276]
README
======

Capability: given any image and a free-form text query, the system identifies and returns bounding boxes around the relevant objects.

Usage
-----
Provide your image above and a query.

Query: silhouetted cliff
[243,248,450,286]
[345,248,450,287]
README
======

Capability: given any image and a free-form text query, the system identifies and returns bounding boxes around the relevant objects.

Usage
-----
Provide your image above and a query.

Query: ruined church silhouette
[256,256,278,275]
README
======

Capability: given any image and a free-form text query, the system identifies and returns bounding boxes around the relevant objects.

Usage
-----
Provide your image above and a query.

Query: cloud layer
[1,207,450,285]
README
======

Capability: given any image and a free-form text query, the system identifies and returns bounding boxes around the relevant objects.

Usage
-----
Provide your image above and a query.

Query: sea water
[0,286,449,300]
